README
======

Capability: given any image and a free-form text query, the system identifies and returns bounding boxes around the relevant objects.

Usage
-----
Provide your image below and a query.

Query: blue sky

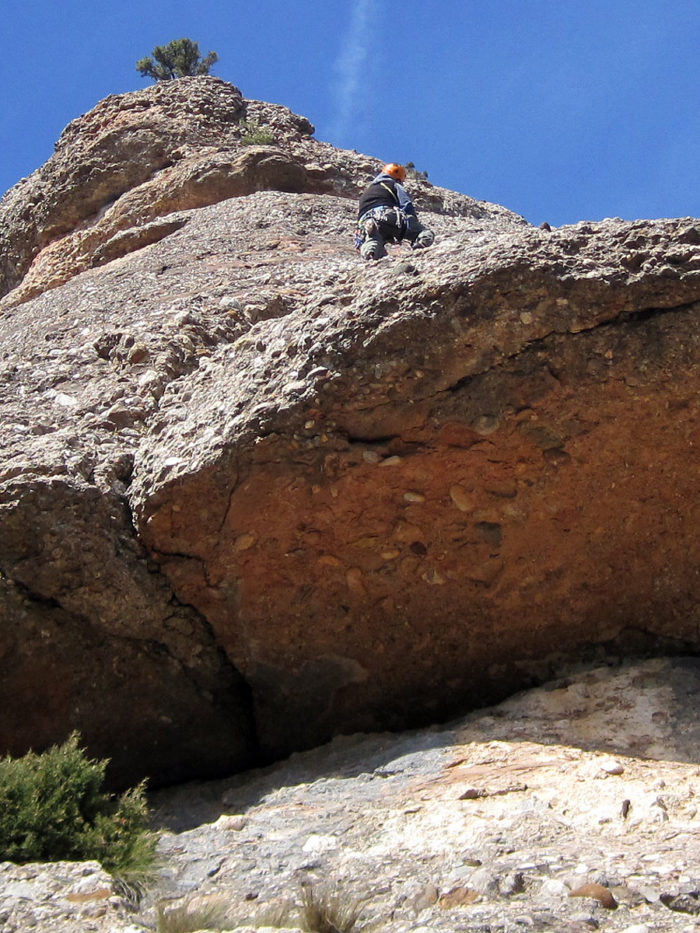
[2,0,698,227]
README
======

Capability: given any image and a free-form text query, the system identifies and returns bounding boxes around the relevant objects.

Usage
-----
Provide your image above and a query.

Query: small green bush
[239,119,276,146]
[0,733,156,877]
[137,38,218,81]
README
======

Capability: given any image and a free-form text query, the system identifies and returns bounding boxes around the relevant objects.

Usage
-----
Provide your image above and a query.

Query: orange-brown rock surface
[0,77,698,785]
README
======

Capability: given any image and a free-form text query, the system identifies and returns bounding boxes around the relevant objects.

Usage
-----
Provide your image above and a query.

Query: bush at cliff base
[0,732,156,875]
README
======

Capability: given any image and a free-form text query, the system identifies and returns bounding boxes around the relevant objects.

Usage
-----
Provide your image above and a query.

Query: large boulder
[0,78,698,784]
[129,205,700,757]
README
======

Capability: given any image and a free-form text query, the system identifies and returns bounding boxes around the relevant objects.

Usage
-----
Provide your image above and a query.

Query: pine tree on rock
[136,39,219,81]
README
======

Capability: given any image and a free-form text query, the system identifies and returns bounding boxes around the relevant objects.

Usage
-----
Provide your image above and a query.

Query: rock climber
[355,163,435,261]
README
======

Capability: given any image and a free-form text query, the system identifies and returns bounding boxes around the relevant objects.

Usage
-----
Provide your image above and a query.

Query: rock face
[2,659,699,932]
[0,76,698,784]
[0,77,493,309]
[148,658,700,933]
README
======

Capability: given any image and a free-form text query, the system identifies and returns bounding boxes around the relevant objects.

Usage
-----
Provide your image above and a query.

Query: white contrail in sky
[329,0,373,145]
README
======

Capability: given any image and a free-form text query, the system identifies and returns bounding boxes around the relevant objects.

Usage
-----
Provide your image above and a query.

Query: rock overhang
[0,77,698,784]
[125,207,700,759]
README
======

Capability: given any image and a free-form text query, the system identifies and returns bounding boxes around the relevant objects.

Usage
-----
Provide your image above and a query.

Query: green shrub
[0,732,156,877]
[137,38,218,81]
[239,119,276,146]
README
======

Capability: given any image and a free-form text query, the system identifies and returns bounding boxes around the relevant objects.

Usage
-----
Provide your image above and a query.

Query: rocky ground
[2,658,698,933]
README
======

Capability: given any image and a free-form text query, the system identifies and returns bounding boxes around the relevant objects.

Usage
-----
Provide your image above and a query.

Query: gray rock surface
[146,659,700,933]
[2,659,698,932]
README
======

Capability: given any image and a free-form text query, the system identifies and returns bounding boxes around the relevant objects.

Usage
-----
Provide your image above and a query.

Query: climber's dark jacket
[357,173,416,220]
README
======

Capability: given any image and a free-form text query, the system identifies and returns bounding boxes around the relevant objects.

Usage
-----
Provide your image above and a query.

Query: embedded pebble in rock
[449,484,472,512]
[601,758,626,775]
[569,882,619,909]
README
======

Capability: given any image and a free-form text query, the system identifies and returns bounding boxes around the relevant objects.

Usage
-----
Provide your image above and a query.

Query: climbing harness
[355,205,407,250]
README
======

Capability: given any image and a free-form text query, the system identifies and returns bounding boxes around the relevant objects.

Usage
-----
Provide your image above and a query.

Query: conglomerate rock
[0,77,698,784]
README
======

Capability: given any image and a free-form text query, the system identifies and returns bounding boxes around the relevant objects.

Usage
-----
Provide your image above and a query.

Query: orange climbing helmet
[383,163,406,183]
